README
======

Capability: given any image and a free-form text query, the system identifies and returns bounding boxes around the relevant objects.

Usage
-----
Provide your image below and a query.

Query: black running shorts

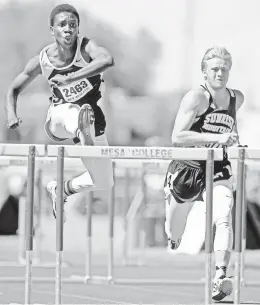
[164,160,232,203]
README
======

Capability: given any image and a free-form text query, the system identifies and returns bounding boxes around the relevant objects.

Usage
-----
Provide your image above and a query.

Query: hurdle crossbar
[228,147,260,160]
[0,144,45,156]
[46,146,222,305]
[47,145,224,160]
[0,156,169,171]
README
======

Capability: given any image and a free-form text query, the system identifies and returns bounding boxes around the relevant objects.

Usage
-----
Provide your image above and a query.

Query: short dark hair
[50,4,80,26]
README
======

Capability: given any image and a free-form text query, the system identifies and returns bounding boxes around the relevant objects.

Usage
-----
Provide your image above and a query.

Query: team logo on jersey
[203,113,234,133]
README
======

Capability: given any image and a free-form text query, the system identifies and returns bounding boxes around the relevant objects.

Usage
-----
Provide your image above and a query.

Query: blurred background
[0,0,260,258]
[1,0,260,146]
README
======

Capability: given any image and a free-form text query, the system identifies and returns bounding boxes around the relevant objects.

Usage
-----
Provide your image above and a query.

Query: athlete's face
[203,58,231,90]
[50,12,79,48]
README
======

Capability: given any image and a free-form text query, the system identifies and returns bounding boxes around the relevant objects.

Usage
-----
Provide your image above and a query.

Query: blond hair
[201,46,232,72]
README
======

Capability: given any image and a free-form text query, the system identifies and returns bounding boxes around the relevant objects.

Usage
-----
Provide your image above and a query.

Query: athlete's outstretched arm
[5,55,42,129]
[66,39,114,82]
[171,90,238,146]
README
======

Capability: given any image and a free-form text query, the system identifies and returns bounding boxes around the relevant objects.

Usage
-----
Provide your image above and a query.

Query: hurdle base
[69,275,114,284]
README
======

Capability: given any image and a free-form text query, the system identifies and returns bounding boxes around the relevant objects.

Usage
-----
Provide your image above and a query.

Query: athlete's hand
[50,74,70,87]
[218,132,239,146]
[7,115,22,130]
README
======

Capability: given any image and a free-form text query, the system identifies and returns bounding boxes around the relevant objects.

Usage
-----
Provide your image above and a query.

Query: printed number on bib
[60,79,93,103]
[166,171,179,190]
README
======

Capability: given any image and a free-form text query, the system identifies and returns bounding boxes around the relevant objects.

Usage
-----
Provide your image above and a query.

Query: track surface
[0,243,260,305]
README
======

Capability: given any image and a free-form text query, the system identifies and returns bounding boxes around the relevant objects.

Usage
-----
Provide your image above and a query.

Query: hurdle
[1,144,257,305]
[120,160,169,266]
[228,147,253,305]
[0,144,44,305]
[205,149,214,305]
[122,165,147,266]
[44,145,224,305]
[0,156,69,269]
[241,164,247,286]
[55,147,64,305]
[49,145,260,305]
[122,167,130,265]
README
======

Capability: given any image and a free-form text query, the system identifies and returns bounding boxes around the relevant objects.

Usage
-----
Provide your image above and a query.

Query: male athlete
[5,4,114,218]
[164,47,244,301]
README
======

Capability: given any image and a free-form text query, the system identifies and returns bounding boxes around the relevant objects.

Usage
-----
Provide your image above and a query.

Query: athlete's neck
[205,83,227,103]
[56,40,77,64]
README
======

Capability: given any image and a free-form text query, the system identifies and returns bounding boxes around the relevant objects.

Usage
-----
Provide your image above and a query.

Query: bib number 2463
[60,79,93,103]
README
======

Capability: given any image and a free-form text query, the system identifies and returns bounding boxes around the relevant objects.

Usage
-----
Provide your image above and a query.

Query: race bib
[59,78,93,103]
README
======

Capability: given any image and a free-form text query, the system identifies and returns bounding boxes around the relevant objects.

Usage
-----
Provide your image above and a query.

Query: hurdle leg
[240,164,247,286]
[205,149,214,305]
[138,164,147,266]
[18,196,26,264]
[84,192,93,282]
[108,161,115,282]
[34,168,42,264]
[55,147,65,305]
[25,146,36,305]
[123,168,130,265]
[234,148,246,305]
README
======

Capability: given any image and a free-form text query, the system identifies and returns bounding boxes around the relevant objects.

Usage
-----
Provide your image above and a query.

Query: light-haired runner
[164,46,244,301]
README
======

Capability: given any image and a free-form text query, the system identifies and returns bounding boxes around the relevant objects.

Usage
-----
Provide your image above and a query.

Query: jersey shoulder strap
[200,84,213,104]
[226,88,237,118]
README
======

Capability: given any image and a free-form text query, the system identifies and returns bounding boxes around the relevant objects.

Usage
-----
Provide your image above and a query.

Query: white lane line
[12,286,132,304]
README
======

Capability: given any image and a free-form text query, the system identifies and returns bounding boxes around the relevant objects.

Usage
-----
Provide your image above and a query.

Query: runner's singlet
[189,84,237,165]
[39,35,106,137]
[164,85,237,203]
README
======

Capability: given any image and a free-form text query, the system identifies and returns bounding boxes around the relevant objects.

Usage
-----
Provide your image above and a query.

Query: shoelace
[213,282,220,292]
[213,278,224,292]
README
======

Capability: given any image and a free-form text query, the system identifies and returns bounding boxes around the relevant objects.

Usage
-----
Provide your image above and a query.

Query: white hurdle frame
[1,144,259,305]
[0,144,45,305]
[228,147,256,305]
[0,157,69,269]
[46,145,223,305]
